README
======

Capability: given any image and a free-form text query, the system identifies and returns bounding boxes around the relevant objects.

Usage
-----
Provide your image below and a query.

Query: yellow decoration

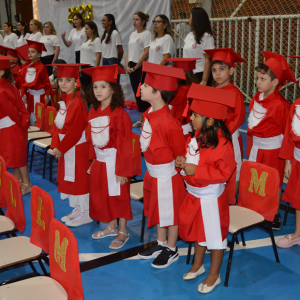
[85,4,93,21]
[9,180,16,207]
[54,230,68,272]
[68,6,79,24]
[36,197,45,230]
[248,168,268,197]
[49,111,54,126]
[38,105,42,119]
[68,4,93,24]
[53,94,57,106]
[132,139,135,157]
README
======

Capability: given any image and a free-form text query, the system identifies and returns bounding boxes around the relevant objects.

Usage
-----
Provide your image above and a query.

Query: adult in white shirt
[0,33,3,46]
[80,21,101,93]
[175,12,189,57]
[27,19,43,42]
[2,22,18,49]
[125,11,151,127]
[183,7,215,86]
[40,22,60,76]
[101,14,123,83]
[149,14,175,66]
[61,13,86,63]
[16,21,30,47]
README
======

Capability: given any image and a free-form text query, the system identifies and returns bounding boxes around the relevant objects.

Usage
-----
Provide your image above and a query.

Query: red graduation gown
[247,89,290,185]
[179,132,236,244]
[279,98,300,210]
[86,105,133,222]
[143,105,186,227]
[0,78,29,168]
[50,92,90,195]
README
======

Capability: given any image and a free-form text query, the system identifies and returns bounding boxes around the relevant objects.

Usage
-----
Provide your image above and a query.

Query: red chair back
[35,102,46,131]
[30,186,55,254]
[132,132,142,176]
[51,89,59,110]
[45,106,57,135]
[4,171,25,232]
[49,219,84,300]
[0,156,7,209]
[238,161,279,222]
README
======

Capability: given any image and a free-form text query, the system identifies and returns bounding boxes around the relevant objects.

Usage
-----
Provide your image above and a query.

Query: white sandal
[92,225,118,240]
[109,232,129,249]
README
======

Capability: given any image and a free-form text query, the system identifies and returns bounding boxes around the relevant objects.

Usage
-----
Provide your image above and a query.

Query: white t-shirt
[0,34,4,46]
[183,32,215,73]
[68,28,86,52]
[27,32,43,41]
[128,30,151,63]
[148,34,175,65]
[80,37,102,66]
[40,35,60,57]
[175,23,189,49]
[17,33,31,47]
[3,33,18,49]
[101,30,122,59]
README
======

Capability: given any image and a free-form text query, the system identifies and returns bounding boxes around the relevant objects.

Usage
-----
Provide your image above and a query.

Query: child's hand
[44,94,50,105]
[116,176,128,186]
[23,94,27,103]
[175,156,186,168]
[53,148,62,159]
[87,159,95,175]
[284,160,292,179]
[183,163,196,176]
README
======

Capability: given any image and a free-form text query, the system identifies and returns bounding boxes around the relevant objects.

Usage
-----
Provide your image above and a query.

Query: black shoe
[151,247,179,269]
[272,213,282,230]
[138,241,165,259]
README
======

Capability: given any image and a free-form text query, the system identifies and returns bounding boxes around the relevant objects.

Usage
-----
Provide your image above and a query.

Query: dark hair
[85,21,99,42]
[211,60,231,69]
[178,70,199,86]
[191,112,232,150]
[4,22,15,33]
[88,81,125,111]
[0,69,13,83]
[16,21,28,37]
[255,63,277,82]
[73,13,85,28]
[191,7,213,44]
[152,14,173,41]
[101,14,118,44]
[152,87,176,104]
[134,11,149,29]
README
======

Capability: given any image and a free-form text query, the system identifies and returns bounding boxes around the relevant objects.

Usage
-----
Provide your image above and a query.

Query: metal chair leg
[267,222,280,263]
[42,148,48,179]
[38,258,48,276]
[283,203,290,226]
[224,233,236,287]
[186,242,193,265]
[29,144,35,172]
[140,209,146,243]
[49,154,53,181]
[241,231,246,246]
[29,261,38,273]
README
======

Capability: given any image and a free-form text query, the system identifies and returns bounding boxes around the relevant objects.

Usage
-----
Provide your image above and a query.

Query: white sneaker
[61,206,80,223]
[65,210,93,227]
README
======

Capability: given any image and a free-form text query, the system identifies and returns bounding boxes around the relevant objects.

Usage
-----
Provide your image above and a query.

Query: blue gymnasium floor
[1,106,300,300]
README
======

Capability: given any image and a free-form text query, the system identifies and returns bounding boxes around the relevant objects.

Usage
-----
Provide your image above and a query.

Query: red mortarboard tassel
[182,100,190,117]
[114,67,118,80]
[136,82,141,97]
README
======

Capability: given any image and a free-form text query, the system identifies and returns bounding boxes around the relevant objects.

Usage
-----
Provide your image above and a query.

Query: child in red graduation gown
[247,51,296,230]
[15,44,31,90]
[81,65,133,250]
[0,56,31,195]
[0,45,21,80]
[137,62,187,269]
[277,58,300,248]
[18,40,51,125]
[50,63,92,227]
[176,84,236,294]
[205,48,246,201]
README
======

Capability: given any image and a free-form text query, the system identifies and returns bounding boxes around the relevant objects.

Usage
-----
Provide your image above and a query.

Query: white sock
[157,240,167,246]
[167,246,176,252]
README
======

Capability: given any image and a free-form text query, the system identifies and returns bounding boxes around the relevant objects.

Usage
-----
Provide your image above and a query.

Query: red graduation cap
[16,44,30,62]
[81,64,126,83]
[204,48,245,68]
[47,63,89,78]
[0,55,18,69]
[288,56,300,59]
[0,45,18,57]
[188,83,236,120]
[27,40,47,53]
[262,51,296,85]
[164,58,198,71]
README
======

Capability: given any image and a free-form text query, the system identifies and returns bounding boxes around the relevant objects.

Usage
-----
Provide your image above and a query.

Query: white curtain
[34,0,171,101]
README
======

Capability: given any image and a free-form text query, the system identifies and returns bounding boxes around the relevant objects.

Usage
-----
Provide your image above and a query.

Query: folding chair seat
[28,126,40,133]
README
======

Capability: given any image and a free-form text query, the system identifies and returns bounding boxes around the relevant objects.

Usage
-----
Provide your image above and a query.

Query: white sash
[145,160,177,227]
[249,134,283,162]
[0,116,16,129]
[186,182,225,250]
[180,137,199,176]
[58,131,86,182]
[94,147,120,196]
[292,105,300,137]
[28,88,45,114]
[182,122,193,135]
[55,101,67,129]
[89,116,110,148]
[25,68,36,83]
[140,108,153,152]
[232,129,242,181]
[294,147,300,162]
[248,98,267,129]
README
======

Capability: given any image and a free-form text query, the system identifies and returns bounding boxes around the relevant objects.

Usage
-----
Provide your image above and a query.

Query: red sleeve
[19,68,27,96]
[41,67,52,95]
[50,124,60,149]
[86,122,96,161]
[115,109,133,177]
[246,99,254,157]
[167,125,186,159]
[227,91,246,133]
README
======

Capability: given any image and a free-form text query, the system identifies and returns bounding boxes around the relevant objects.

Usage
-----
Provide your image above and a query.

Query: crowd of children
[1,31,300,294]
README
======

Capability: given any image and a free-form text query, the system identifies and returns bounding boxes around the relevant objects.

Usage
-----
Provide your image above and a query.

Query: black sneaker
[272,213,282,230]
[151,247,179,269]
[138,241,165,259]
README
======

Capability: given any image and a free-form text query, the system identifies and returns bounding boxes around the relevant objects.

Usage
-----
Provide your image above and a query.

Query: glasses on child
[152,20,165,24]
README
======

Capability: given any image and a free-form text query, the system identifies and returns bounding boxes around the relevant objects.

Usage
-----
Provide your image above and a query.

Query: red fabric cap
[16,44,30,61]
[81,64,126,83]
[0,45,18,57]
[204,48,245,68]
[288,56,300,59]
[143,61,186,91]
[0,55,18,69]
[47,63,89,78]
[262,51,296,85]
[165,58,198,71]
[27,40,47,53]
[188,83,236,120]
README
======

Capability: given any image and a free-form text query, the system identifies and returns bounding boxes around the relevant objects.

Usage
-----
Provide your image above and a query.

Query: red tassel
[77,77,81,88]
[136,83,141,97]
[182,100,189,117]
[114,67,118,80]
